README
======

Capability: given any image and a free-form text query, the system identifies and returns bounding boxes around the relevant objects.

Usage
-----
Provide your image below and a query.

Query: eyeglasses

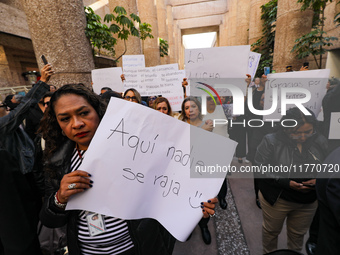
[157,107,168,111]
[290,130,316,139]
[124,96,137,101]
[43,102,50,107]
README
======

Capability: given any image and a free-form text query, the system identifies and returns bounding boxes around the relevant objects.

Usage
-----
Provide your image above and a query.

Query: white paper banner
[329,112,340,139]
[263,69,330,120]
[185,46,251,96]
[248,52,261,81]
[123,64,183,110]
[66,98,237,241]
[91,67,123,95]
[122,55,145,69]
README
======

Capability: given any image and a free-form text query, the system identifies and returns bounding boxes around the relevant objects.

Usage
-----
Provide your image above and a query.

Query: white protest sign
[123,67,143,92]
[185,46,251,96]
[329,112,340,139]
[123,64,182,100]
[122,55,145,69]
[248,52,261,81]
[263,69,330,120]
[91,67,123,95]
[66,98,237,241]
[154,63,179,72]
[185,46,250,79]
[159,70,185,112]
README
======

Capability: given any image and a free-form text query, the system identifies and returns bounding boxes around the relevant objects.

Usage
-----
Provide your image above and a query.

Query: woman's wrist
[54,191,67,209]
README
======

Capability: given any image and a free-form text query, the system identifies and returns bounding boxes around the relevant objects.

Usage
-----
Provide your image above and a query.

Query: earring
[61,130,66,136]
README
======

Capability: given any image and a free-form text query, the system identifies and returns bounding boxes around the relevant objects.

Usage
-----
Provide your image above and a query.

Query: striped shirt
[70,148,134,254]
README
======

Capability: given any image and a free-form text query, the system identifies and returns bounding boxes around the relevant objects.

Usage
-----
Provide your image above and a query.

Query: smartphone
[303,183,315,188]
[264,67,270,76]
[303,62,309,68]
[41,55,48,65]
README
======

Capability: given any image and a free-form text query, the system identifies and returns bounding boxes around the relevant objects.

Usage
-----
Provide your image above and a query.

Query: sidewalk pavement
[173,159,309,255]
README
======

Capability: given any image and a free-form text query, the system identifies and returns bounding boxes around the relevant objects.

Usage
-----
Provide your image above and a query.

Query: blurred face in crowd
[207,97,215,109]
[124,90,138,103]
[185,100,200,122]
[220,96,227,104]
[50,85,57,92]
[54,94,100,150]
[148,97,157,107]
[43,97,51,113]
[289,123,314,144]
[156,102,169,115]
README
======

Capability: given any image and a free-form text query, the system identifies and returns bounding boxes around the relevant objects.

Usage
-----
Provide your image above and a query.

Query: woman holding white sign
[39,84,217,255]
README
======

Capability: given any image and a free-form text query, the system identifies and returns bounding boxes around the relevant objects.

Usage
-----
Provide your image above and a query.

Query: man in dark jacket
[0,64,52,255]
[316,146,340,254]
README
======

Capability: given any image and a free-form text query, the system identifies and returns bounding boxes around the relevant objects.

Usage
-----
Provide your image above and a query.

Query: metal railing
[0,85,31,101]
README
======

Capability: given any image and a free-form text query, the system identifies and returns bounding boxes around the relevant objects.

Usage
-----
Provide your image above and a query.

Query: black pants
[0,149,42,255]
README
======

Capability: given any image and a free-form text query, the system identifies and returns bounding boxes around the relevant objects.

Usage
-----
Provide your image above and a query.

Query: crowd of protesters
[0,61,340,255]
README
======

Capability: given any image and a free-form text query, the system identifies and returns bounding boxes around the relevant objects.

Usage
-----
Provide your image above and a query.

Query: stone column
[226,0,237,46]
[219,14,228,46]
[137,0,161,67]
[156,0,170,65]
[108,0,142,67]
[0,46,15,88]
[20,0,95,87]
[273,0,314,72]
[248,0,269,45]
[236,0,251,45]
[166,4,177,64]
[176,25,184,69]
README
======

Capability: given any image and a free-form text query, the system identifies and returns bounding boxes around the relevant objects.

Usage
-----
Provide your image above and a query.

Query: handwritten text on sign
[248,52,261,81]
[123,64,184,111]
[263,69,330,120]
[184,45,251,96]
[66,98,237,241]
[185,45,250,79]
[122,55,145,69]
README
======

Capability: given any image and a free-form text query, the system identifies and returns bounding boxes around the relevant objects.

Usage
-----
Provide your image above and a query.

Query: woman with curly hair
[39,84,216,255]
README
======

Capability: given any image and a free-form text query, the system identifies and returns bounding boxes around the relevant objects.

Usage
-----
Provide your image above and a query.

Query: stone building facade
[1,0,339,90]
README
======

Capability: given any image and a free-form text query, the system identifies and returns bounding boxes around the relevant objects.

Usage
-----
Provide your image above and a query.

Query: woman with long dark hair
[39,85,216,255]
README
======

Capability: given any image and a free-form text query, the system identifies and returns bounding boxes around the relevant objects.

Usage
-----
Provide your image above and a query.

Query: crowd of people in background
[0,62,340,255]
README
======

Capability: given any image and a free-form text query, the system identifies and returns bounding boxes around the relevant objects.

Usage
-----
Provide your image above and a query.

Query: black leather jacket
[254,130,328,205]
[0,81,49,175]
[40,140,175,255]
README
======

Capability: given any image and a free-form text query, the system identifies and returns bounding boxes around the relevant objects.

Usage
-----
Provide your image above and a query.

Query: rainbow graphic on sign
[196,82,223,105]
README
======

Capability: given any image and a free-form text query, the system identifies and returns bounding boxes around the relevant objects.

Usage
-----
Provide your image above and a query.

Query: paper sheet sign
[66,98,237,241]
[264,69,330,121]
[91,67,123,94]
[248,52,261,81]
[122,55,145,69]
[329,112,340,139]
[185,45,251,96]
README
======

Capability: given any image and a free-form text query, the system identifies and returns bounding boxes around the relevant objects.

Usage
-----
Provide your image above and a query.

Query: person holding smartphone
[0,64,53,255]
[254,107,328,254]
